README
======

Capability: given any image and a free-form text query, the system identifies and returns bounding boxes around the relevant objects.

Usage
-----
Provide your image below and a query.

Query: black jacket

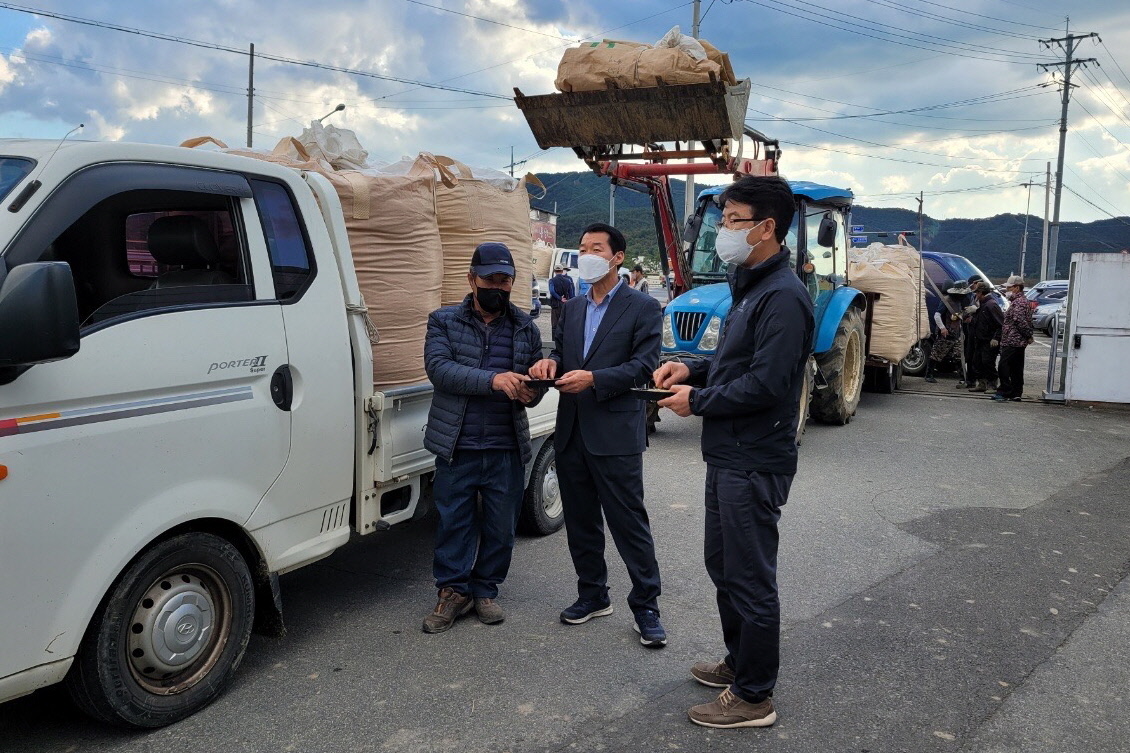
[685,248,814,474]
[550,283,661,456]
[972,296,1004,344]
[423,296,543,465]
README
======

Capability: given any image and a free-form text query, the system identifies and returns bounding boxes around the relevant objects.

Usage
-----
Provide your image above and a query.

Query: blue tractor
[662,180,878,430]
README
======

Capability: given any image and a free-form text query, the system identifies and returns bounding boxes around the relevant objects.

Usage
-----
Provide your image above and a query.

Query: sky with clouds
[0,0,1127,225]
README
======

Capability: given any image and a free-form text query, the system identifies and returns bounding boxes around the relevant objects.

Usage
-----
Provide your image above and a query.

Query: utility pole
[1018,179,1036,278]
[504,146,528,177]
[1041,161,1051,279]
[1038,22,1099,280]
[246,43,255,148]
[916,192,924,342]
[609,181,616,225]
[683,0,702,226]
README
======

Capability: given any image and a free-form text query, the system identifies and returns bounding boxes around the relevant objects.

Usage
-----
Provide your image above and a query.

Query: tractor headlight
[662,315,676,348]
[698,316,723,351]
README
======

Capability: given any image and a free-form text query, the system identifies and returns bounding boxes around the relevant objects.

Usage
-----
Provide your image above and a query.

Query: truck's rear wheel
[810,307,866,425]
[66,532,255,728]
[519,441,564,536]
[900,340,928,376]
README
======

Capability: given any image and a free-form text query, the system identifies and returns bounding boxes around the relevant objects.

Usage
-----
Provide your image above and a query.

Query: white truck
[0,140,561,728]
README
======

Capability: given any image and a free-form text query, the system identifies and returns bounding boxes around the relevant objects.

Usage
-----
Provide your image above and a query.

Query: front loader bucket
[514,79,751,149]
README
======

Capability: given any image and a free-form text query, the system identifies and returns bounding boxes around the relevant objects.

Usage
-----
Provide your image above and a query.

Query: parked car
[901,251,1003,376]
[1032,290,1067,334]
[1025,279,1069,306]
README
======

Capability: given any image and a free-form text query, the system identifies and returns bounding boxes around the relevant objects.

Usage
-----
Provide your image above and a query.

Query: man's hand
[990,339,999,348]
[657,384,694,417]
[515,384,537,404]
[653,361,691,389]
[555,370,594,394]
[492,372,528,400]
[528,359,558,379]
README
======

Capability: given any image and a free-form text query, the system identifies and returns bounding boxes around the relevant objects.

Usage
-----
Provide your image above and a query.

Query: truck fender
[814,287,867,355]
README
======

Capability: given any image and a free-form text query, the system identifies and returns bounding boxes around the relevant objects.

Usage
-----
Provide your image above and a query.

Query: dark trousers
[550,304,563,337]
[973,341,999,384]
[962,325,977,382]
[705,464,792,704]
[432,448,524,599]
[557,434,661,613]
[997,345,1026,398]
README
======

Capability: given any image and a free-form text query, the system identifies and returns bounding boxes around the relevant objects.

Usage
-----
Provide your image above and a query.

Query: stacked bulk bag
[847,239,931,362]
[406,154,536,306]
[206,137,445,388]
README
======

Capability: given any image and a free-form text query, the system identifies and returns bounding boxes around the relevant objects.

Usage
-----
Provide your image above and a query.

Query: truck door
[0,163,290,682]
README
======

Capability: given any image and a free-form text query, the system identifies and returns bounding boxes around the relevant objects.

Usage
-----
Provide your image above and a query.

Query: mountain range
[531,172,1129,281]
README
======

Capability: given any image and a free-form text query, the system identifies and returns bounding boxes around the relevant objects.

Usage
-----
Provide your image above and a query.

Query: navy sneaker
[560,598,613,625]
[633,609,667,647]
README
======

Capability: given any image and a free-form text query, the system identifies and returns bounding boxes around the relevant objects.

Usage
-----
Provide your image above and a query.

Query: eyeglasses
[719,216,768,230]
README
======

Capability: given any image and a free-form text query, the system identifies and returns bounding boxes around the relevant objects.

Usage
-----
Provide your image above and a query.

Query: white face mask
[578,253,612,283]
[715,220,767,266]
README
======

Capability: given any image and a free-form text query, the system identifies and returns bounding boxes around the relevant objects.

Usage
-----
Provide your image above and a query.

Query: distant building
[530,207,557,249]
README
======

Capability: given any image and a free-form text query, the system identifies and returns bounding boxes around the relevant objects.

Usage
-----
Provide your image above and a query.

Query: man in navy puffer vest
[421,242,544,633]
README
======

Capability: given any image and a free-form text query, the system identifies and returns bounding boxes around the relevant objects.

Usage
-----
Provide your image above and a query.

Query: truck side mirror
[817,213,837,248]
[0,262,81,368]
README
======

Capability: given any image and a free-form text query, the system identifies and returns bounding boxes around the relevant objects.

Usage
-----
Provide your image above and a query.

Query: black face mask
[476,285,510,314]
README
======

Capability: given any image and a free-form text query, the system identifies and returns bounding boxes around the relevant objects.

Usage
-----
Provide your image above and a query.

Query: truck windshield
[690,202,799,280]
[0,157,35,202]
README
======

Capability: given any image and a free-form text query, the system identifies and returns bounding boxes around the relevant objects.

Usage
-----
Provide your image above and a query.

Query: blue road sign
[851,225,865,233]
[851,235,869,244]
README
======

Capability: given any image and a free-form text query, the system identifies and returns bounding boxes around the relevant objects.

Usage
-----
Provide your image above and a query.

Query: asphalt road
[4,377,1130,752]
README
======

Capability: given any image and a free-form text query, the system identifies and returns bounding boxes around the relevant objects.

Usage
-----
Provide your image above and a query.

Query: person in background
[956,275,982,388]
[654,176,812,730]
[548,264,575,336]
[993,275,1033,402]
[968,280,1003,393]
[630,265,650,294]
[924,282,968,384]
[420,242,543,634]
[528,222,666,649]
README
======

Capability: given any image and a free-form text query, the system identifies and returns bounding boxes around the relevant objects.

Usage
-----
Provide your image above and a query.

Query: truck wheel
[795,356,814,446]
[519,442,564,536]
[65,533,255,728]
[866,363,902,394]
[810,307,865,426]
[900,340,928,376]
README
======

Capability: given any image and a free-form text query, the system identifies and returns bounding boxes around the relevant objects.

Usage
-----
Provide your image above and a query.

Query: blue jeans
[432,449,524,599]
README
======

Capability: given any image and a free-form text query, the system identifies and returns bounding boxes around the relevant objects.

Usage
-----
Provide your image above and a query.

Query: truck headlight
[698,316,723,351]
[662,315,676,348]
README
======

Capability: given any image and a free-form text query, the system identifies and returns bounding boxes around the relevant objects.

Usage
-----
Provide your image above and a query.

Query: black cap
[471,242,515,278]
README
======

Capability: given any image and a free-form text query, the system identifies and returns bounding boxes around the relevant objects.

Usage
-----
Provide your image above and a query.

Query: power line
[737,0,1054,65]
[892,0,1063,32]
[402,0,579,42]
[1065,165,1130,220]
[856,0,1039,41]
[0,1,511,99]
[746,86,1052,122]
[782,138,1024,172]
[1061,183,1130,226]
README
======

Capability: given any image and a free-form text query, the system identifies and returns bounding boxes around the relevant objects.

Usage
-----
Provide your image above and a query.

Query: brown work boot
[969,379,987,392]
[474,597,505,625]
[422,587,472,634]
[690,661,735,688]
[688,688,777,728]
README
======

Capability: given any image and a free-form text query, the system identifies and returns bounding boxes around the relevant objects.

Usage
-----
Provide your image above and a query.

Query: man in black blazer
[528,222,666,647]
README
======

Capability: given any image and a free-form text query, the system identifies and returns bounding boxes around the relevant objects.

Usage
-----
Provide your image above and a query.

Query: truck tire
[810,307,866,426]
[900,340,928,376]
[865,362,902,394]
[795,356,814,446]
[519,441,564,536]
[65,532,255,728]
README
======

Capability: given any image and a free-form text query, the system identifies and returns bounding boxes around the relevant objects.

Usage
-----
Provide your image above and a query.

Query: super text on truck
[0,140,561,728]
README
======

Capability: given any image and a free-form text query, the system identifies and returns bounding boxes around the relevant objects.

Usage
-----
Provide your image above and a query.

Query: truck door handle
[270,365,293,411]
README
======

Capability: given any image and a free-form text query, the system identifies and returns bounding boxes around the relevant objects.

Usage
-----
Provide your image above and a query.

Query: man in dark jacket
[969,280,1004,393]
[654,176,813,729]
[528,223,665,648]
[421,242,543,634]
[548,264,575,335]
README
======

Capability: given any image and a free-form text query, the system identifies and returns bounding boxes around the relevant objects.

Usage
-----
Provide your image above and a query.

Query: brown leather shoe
[688,688,776,728]
[474,597,505,625]
[690,661,735,688]
[422,587,472,634]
